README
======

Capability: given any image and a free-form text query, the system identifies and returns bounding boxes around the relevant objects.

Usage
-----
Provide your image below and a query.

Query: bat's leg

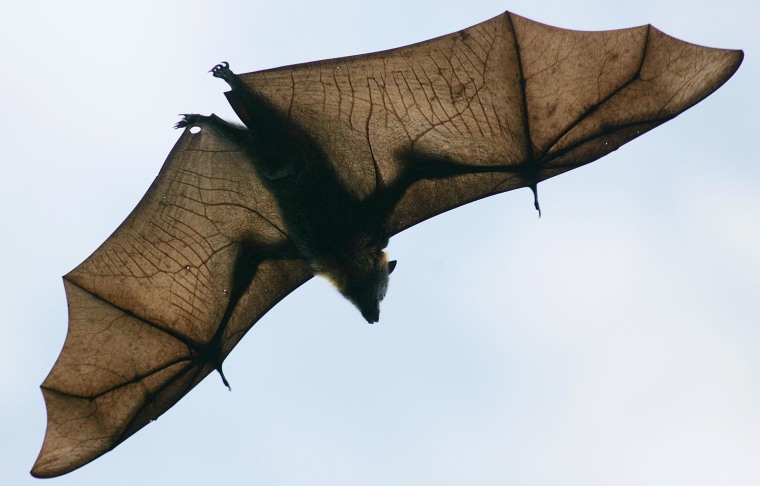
[204,241,302,389]
[412,152,543,215]
[530,183,541,217]
[216,69,327,182]
[374,149,544,217]
[204,246,262,391]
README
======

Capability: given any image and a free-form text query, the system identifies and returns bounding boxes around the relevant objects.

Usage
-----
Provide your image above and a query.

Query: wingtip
[29,386,107,479]
[730,48,744,71]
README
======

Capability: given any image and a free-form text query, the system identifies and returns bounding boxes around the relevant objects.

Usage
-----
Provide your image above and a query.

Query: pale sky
[1,0,758,484]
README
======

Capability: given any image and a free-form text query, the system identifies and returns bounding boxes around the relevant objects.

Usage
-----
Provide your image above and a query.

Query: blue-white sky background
[1,0,758,484]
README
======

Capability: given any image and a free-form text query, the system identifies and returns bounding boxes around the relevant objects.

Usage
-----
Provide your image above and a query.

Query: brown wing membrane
[233,12,742,234]
[33,9,742,479]
[31,118,313,478]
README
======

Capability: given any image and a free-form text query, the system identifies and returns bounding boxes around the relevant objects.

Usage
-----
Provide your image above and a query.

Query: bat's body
[178,95,398,326]
[178,108,397,324]
[183,63,533,323]
[32,11,742,478]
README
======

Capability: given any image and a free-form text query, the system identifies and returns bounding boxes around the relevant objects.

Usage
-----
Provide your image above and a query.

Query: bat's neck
[312,235,384,289]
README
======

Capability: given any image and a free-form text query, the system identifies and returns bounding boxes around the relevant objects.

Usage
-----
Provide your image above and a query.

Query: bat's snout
[362,308,380,324]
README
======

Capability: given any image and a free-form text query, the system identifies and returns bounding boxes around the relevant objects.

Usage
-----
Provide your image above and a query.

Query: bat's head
[345,253,397,323]
[325,251,397,323]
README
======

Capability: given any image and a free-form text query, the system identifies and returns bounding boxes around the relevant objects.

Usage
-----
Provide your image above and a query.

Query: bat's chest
[266,172,374,261]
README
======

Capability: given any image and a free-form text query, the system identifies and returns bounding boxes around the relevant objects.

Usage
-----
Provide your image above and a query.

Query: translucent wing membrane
[32,119,312,477]
[33,11,741,478]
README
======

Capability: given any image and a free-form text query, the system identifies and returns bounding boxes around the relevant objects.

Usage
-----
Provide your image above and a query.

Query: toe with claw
[209,61,239,88]
[174,113,208,129]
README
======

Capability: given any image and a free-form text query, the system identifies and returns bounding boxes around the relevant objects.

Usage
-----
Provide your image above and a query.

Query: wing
[31,117,313,478]
[229,11,742,234]
[33,10,742,478]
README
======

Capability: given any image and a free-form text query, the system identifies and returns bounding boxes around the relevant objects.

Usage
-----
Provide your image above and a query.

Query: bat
[31,10,742,478]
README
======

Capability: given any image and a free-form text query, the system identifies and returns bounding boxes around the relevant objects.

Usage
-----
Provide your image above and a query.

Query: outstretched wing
[32,118,313,478]
[33,10,742,479]
[231,12,742,234]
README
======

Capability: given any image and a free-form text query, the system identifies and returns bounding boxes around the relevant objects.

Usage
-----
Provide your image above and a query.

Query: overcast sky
[1,0,758,484]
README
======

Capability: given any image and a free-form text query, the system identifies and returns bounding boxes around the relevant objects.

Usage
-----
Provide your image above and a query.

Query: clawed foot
[174,113,209,129]
[209,61,238,88]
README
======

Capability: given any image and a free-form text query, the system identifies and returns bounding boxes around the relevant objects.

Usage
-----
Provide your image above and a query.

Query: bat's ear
[388,260,397,274]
